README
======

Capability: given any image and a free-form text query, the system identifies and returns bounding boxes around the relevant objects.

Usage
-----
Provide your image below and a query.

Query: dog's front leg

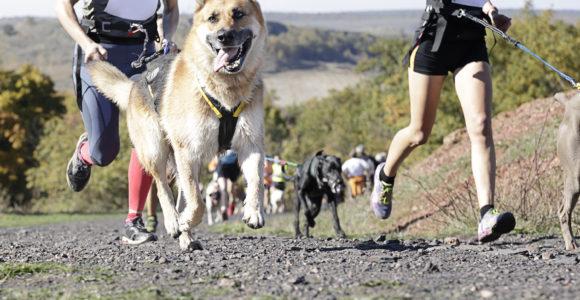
[238,147,265,229]
[559,175,579,251]
[205,194,215,226]
[173,148,205,235]
[328,195,346,239]
[294,188,302,238]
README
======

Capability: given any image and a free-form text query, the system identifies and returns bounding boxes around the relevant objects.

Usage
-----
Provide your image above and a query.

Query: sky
[2,0,577,18]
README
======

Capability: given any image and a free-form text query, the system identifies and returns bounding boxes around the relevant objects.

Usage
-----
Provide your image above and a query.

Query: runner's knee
[466,114,492,145]
[408,128,430,147]
[90,138,120,166]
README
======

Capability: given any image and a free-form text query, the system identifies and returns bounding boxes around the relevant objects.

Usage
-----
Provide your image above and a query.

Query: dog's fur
[556,92,580,251]
[87,0,267,250]
[294,151,347,238]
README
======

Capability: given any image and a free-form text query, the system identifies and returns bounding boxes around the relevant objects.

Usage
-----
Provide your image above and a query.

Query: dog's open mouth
[213,37,252,73]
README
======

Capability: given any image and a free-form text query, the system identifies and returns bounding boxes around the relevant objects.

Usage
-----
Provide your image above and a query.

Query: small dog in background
[294,151,347,238]
[205,179,222,226]
[556,91,580,251]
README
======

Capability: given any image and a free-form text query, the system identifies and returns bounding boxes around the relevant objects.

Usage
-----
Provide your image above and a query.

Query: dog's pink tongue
[213,48,239,72]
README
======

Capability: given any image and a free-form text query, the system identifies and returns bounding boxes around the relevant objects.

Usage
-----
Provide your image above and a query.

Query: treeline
[1,9,578,213]
[265,25,376,71]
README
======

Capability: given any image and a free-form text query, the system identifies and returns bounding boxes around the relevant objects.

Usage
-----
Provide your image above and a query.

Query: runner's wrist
[483,3,498,17]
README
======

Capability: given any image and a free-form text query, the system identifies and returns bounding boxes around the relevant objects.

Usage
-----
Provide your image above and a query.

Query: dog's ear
[195,0,205,11]
[315,150,324,157]
[249,0,265,25]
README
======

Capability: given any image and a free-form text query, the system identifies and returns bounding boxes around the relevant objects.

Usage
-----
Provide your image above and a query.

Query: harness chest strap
[196,79,247,151]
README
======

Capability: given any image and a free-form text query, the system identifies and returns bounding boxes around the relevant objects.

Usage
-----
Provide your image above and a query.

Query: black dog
[294,151,346,238]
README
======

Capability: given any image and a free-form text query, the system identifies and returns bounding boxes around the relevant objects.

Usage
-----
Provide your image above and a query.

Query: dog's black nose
[217,29,235,44]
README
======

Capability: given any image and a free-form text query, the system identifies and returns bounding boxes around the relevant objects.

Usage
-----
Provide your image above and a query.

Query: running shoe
[66,133,91,192]
[122,217,157,245]
[370,163,393,219]
[478,208,516,243]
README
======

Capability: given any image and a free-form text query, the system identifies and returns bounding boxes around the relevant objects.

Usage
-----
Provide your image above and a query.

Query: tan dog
[556,92,580,251]
[88,0,267,250]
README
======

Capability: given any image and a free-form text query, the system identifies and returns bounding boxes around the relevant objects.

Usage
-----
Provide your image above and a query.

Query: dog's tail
[86,61,134,110]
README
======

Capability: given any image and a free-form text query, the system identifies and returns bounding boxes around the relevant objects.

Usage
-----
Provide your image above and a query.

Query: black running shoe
[478,209,516,243]
[66,133,91,192]
[122,217,157,245]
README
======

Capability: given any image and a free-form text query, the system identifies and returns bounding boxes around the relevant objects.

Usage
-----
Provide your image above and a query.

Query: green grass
[0,262,71,281]
[0,213,121,228]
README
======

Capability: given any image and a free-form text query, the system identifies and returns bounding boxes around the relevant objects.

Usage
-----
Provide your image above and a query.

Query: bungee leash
[130,23,172,69]
[456,9,580,90]
[265,156,301,168]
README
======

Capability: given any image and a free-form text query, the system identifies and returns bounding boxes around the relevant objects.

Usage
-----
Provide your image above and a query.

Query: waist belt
[403,2,485,66]
[81,18,158,42]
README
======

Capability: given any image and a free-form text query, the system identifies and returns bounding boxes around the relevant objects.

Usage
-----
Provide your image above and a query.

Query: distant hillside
[0,17,374,97]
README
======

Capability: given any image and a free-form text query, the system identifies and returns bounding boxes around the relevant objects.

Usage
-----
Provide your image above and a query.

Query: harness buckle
[101,21,111,33]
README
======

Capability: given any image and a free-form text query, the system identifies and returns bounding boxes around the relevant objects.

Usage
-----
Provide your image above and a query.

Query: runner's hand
[83,42,108,63]
[162,39,178,55]
[490,11,512,33]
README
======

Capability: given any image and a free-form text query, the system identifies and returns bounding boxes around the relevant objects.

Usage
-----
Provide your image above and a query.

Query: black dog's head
[317,155,345,196]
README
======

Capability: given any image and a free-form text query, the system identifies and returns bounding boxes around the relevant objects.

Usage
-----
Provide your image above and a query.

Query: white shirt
[452,0,486,7]
[103,0,159,21]
[342,158,370,178]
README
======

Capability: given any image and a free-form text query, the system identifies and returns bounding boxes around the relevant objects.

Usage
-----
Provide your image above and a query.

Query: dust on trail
[0,218,579,299]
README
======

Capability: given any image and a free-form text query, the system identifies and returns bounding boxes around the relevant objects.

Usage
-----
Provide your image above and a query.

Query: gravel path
[1,218,579,299]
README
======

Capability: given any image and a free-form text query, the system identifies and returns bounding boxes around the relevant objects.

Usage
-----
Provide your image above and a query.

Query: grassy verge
[0,262,71,282]
[0,213,121,229]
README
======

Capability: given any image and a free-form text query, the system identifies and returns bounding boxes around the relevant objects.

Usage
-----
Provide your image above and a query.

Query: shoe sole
[121,234,157,245]
[479,212,516,243]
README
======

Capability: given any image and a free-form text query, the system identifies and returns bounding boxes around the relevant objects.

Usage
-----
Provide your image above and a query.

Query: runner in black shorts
[371,0,517,243]
[216,150,241,220]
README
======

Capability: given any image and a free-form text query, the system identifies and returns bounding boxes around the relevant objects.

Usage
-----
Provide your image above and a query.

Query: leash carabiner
[130,23,151,69]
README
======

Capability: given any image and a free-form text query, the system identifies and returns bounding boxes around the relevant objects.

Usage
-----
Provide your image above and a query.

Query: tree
[0,65,65,209]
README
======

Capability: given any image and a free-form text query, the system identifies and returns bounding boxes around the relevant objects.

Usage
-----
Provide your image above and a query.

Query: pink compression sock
[78,141,94,166]
[126,150,153,223]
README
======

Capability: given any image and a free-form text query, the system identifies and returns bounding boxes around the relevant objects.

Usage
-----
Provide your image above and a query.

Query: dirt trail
[1,218,579,299]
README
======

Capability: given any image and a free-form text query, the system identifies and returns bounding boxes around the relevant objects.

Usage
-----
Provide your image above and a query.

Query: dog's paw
[565,240,578,251]
[178,232,203,252]
[242,206,265,229]
[294,231,303,239]
[164,213,180,239]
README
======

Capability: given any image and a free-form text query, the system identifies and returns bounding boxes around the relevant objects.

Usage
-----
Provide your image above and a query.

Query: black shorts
[217,163,241,182]
[410,38,489,76]
[273,182,286,191]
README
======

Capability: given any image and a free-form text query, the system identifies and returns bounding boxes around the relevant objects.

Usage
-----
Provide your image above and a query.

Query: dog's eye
[233,9,245,20]
[208,13,219,23]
